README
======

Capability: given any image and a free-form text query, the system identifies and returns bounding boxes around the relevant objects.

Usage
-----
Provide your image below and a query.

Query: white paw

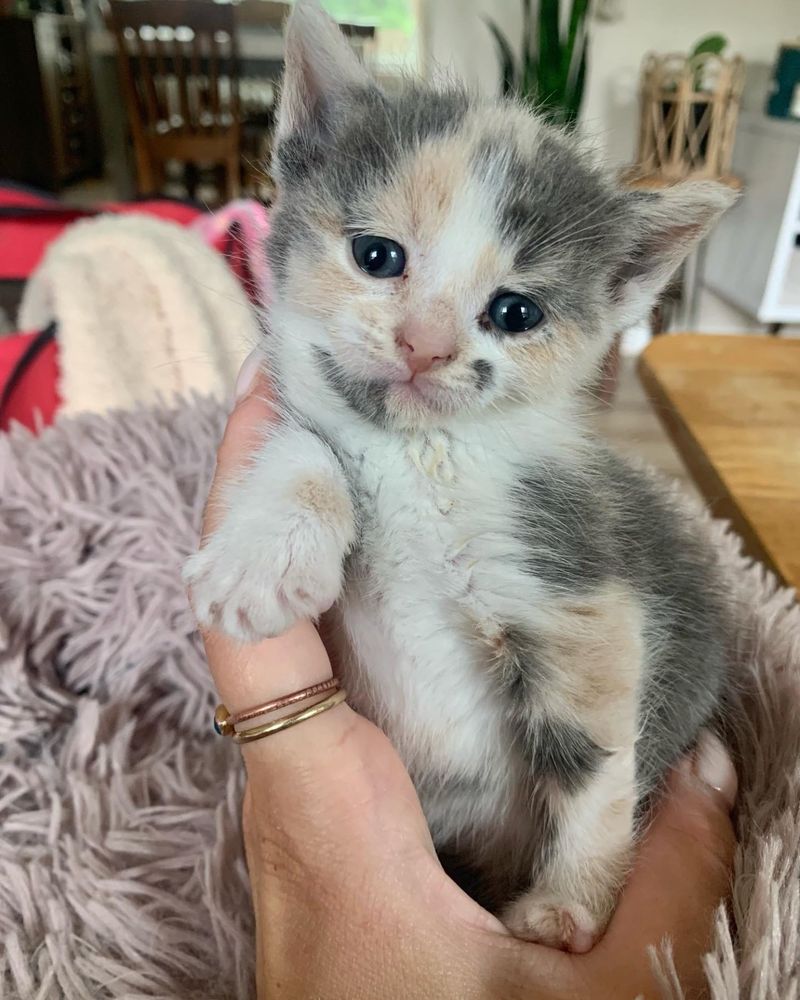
[184,511,346,642]
[501,891,602,953]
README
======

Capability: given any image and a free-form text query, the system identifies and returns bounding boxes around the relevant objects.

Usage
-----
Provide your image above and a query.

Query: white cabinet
[705,111,800,325]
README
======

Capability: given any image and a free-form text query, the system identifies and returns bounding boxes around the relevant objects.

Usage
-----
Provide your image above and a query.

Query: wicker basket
[627,51,745,183]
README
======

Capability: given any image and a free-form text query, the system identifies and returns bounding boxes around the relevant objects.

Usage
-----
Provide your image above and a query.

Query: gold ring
[214,678,339,736]
[233,688,348,744]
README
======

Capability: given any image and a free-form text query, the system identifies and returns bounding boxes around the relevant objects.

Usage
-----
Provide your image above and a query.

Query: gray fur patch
[483,625,605,799]
[489,623,547,701]
[530,718,610,794]
[313,347,389,426]
[472,359,494,391]
[471,130,634,331]
[513,463,612,588]
[269,83,470,283]
[511,449,730,793]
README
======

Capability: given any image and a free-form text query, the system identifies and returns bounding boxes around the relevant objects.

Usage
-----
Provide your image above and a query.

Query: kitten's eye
[352,235,406,279]
[487,292,544,334]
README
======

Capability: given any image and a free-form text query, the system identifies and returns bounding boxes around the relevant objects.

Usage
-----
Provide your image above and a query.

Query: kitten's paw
[184,514,346,642]
[501,892,602,953]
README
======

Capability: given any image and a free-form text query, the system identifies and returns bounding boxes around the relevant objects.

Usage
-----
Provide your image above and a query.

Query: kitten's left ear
[610,182,737,327]
[276,0,373,142]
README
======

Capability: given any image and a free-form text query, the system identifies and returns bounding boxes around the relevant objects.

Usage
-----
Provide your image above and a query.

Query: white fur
[185,424,355,641]
[187,0,734,947]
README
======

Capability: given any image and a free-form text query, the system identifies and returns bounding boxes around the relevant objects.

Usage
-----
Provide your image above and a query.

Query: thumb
[195,357,435,884]
[592,731,737,996]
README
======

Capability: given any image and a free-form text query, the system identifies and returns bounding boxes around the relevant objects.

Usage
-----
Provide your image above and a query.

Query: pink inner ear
[647,220,706,250]
[613,220,707,295]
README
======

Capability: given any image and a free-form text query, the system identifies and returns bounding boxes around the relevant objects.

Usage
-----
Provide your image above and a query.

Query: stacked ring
[214,678,347,745]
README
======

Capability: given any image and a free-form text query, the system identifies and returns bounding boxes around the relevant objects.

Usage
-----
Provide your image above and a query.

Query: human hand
[192,355,737,1000]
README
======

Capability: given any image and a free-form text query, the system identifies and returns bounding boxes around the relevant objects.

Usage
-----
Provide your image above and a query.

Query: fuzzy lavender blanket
[0,399,798,1000]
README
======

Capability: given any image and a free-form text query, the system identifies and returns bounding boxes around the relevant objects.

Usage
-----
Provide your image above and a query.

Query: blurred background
[0,1,799,504]
[2,1,799,333]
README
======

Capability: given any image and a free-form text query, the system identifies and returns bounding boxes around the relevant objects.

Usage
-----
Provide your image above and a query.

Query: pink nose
[395,320,457,376]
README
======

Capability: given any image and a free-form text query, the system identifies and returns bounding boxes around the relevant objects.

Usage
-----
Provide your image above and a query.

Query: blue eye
[487,292,544,334]
[352,235,406,279]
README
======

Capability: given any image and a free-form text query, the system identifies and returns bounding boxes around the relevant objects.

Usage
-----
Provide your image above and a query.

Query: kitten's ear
[276,0,372,142]
[610,182,737,327]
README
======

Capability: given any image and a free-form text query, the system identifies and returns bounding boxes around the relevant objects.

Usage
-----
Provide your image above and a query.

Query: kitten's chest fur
[328,425,558,844]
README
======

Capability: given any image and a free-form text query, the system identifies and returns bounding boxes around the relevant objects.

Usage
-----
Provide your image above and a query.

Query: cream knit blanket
[19,214,257,414]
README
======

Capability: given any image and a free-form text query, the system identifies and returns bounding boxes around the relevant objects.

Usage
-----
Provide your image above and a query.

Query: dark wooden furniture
[0,13,101,191]
[639,333,800,592]
[107,0,241,200]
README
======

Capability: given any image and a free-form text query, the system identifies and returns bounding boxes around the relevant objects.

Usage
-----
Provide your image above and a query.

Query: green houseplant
[484,0,591,129]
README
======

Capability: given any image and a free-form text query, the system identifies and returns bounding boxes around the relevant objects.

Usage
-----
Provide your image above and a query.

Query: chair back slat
[176,35,191,132]
[208,28,221,131]
[108,0,239,137]
[138,39,161,130]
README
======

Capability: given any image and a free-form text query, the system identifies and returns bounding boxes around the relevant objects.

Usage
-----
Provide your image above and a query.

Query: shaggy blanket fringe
[0,399,798,999]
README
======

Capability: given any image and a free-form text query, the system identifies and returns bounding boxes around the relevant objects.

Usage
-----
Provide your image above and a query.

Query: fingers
[587,731,737,996]
[197,351,336,730]
[197,354,346,761]
[193,352,435,872]
[202,359,275,539]
[491,733,736,1000]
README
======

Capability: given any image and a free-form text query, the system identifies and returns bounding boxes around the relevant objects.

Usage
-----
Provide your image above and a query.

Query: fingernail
[694,731,738,809]
[234,349,263,405]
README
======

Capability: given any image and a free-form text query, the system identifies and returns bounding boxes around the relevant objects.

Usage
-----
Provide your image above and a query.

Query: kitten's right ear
[276,0,372,142]
[610,182,737,328]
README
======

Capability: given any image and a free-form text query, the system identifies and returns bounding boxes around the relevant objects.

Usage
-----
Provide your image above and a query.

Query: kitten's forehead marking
[364,129,513,303]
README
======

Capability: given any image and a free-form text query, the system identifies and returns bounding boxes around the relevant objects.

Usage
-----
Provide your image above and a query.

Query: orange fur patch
[295,477,351,529]
[542,581,644,749]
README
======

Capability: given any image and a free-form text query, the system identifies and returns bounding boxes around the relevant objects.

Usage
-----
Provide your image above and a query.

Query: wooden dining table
[639,333,800,593]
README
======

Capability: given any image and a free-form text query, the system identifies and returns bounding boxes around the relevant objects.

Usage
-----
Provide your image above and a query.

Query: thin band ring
[233,688,348,744]
[230,678,339,726]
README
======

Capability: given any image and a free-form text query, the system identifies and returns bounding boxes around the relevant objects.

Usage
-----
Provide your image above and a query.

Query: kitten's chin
[384,378,478,427]
[389,377,442,408]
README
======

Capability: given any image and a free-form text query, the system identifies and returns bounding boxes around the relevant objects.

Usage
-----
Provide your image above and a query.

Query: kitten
[185,0,734,950]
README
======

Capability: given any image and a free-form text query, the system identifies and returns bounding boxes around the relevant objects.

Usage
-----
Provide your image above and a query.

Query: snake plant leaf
[522,56,539,102]
[482,16,518,95]
[483,0,591,129]
[565,0,590,76]
[538,0,562,97]
[565,0,589,101]
[564,41,588,125]
[522,0,533,74]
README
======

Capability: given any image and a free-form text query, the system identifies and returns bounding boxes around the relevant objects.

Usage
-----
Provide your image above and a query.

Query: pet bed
[0,398,798,999]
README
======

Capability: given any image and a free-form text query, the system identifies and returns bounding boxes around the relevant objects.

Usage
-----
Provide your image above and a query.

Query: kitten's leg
[502,745,638,951]
[501,584,645,951]
[184,426,356,642]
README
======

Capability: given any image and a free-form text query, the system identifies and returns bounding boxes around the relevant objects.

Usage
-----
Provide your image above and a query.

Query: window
[312,0,420,73]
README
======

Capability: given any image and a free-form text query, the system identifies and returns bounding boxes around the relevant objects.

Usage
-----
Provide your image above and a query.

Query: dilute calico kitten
[185,0,735,949]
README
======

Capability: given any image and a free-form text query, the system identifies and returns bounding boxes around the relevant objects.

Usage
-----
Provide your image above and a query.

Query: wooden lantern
[627,51,745,184]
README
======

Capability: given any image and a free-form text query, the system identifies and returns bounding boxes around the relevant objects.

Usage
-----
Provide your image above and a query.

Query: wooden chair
[233,1,288,30]
[107,0,241,201]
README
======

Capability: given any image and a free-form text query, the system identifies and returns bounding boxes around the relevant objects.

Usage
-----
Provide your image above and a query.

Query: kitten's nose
[395,320,457,376]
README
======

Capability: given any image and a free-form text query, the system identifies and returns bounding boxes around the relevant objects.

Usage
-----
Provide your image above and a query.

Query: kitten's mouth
[314,347,472,425]
[389,373,446,406]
